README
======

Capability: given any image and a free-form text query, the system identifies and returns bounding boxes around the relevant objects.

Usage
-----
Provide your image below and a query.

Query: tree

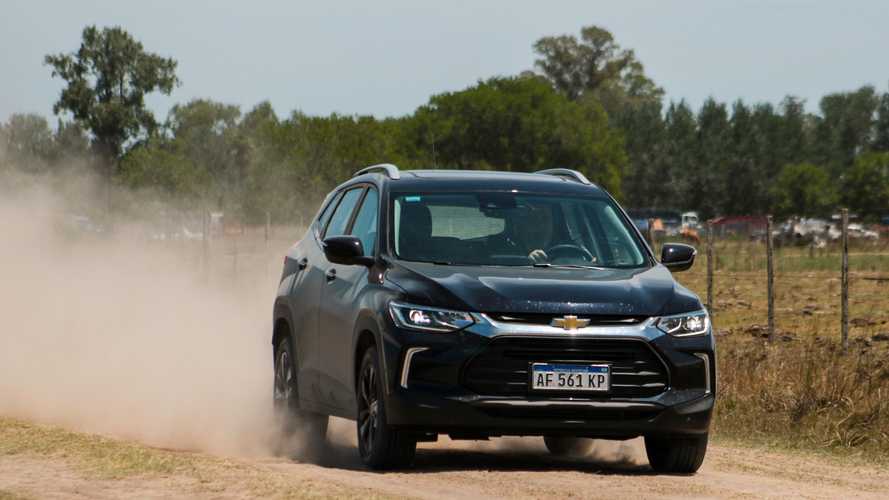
[691,98,730,218]
[52,120,91,162]
[407,76,627,196]
[724,101,758,215]
[619,99,665,207]
[660,101,697,208]
[773,163,837,216]
[119,144,205,199]
[3,114,54,171]
[812,86,879,174]
[873,90,889,152]
[45,25,179,171]
[533,25,661,106]
[842,152,889,218]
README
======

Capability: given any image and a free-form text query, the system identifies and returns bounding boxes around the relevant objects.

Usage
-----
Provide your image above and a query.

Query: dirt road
[2,419,887,500]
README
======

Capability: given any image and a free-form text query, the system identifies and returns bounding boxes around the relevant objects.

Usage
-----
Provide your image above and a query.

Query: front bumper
[379,315,715,439]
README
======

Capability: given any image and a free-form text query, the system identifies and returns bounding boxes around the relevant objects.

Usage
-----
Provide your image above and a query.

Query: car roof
[347,169,609,197]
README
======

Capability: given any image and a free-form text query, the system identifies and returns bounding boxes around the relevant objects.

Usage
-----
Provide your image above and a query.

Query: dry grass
[675,239,889,460]
[0,490,33,500]
[0,417,397,499]
[0,417,197,479]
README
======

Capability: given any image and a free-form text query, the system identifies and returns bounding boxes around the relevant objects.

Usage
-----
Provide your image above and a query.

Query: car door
[313,186,367,409]
[286,190,341,407]
[319,186,378,412]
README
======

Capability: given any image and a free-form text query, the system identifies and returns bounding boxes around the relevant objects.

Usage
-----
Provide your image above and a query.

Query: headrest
[399,203,432,251]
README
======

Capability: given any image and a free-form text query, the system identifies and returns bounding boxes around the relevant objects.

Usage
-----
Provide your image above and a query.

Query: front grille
[487,313,646,326]
[463,337,668,398]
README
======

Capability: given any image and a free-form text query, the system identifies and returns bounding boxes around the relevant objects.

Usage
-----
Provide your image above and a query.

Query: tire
[543,436,595,457]
[644,434,708,474]
[273,336,328,458]
[356,346,416,469]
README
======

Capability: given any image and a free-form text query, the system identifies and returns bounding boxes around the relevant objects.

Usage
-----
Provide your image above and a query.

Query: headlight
[657,310,709,337]
[389,302,475,333]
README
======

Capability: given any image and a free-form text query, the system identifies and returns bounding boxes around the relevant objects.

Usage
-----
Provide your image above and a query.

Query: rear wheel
[543,436,595,457]
[273,337,328,458]
[356,346,416,469]
[644,434,708,474]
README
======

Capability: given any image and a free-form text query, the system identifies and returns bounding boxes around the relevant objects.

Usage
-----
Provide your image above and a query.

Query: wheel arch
[352,308,386,392]
[272,299,294,359]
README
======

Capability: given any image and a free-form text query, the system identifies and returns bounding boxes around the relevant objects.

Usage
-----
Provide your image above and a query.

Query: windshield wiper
[531,262,606,271]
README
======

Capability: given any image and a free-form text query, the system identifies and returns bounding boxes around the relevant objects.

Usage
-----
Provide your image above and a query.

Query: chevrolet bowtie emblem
[551,315,590,330]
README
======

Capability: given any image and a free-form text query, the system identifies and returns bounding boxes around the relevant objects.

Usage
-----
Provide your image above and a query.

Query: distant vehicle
[627,209,683,236]
[881,215,889,226]
[681,211,700,229]
[776,217,839,247]
[848,223,879,241]
[273,165,714,473]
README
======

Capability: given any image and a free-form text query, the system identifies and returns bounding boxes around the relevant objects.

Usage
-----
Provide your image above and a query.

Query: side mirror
[661,243,696,272]
[322,236,374,267]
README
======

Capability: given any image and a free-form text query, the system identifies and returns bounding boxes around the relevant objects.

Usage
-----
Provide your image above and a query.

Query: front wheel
[356,346,416,469]
[644,434,708,474]
[273,337,328,458]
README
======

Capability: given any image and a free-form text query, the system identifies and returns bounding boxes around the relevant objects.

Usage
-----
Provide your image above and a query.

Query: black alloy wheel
[356,346,416,469]
[273,337,328,458]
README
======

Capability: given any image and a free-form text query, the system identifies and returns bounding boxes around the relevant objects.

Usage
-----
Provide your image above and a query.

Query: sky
[2,0,889,124]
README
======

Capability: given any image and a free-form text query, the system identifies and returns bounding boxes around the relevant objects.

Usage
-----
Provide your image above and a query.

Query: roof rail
[353,163,401,180]
[534,168,592,185]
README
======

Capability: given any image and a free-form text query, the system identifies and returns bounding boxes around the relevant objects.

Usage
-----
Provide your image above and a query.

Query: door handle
[325,268,337,282]
[298,257,308,270]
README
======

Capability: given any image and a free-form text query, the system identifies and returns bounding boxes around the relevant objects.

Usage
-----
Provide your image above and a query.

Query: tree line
[1,25,888,223]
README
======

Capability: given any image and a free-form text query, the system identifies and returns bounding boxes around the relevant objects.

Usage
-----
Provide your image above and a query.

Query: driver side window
[349,188,379,257]
[324,188,364,238]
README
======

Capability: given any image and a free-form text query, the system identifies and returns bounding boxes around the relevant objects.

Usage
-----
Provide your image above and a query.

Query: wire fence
[646,211,889,348]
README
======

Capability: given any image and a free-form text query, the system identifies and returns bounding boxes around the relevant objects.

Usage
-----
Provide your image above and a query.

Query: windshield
[392,192,648,268]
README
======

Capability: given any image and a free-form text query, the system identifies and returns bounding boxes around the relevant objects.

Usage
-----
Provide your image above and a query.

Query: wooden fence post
[841,208,849,351]
[265,211,271,250]
[202,210,210,282]
[706,221,714,312]
[766,215,775,342]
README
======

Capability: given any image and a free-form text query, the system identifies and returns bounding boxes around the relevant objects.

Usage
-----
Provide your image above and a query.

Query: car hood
[386,261,701,317]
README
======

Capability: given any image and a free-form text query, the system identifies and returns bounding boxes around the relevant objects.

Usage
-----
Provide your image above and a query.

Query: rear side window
[324,188,364,238]
[349,188,379,256]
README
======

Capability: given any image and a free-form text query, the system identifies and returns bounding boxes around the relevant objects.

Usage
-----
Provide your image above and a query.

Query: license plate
[530,363,610,392]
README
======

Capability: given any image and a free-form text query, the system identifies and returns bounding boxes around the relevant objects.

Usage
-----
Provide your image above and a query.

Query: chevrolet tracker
[272,164,715,473]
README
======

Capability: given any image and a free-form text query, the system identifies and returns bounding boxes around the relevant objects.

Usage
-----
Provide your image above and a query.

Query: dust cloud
[0,179,281,456]
[0,173,645,467]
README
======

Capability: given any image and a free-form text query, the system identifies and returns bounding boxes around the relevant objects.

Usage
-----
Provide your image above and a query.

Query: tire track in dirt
[263,436,889,499]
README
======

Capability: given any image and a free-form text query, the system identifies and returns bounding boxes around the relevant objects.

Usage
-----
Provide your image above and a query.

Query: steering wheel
[545,244,595,263]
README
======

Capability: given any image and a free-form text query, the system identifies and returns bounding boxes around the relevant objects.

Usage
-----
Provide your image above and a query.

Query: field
[671,238,889,459]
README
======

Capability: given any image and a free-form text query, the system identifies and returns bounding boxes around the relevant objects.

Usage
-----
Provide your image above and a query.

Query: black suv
[272,165,715,473]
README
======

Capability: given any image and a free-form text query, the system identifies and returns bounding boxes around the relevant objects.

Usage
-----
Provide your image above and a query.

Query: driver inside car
[518,205,554,263]
[487,203,554,264]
